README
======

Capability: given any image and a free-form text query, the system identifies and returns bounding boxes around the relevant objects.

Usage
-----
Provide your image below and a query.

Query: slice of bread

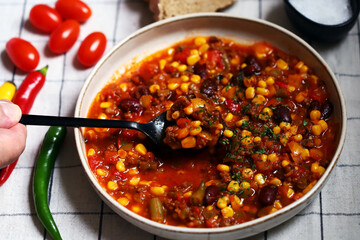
[149,0,236,20]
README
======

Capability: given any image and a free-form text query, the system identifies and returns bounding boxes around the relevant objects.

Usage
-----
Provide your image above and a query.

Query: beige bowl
[74,13,346,240]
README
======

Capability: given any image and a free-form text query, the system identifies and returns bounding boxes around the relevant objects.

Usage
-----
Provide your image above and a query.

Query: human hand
[0,99,27,168]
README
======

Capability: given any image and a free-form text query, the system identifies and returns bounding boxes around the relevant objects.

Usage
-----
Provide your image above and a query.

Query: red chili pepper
[0,65,48,186]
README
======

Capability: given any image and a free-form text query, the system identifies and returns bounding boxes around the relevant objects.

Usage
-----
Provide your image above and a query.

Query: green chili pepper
[190,180,206,206]
[33,126,67,240]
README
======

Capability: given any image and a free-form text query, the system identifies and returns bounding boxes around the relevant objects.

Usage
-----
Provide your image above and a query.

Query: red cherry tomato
[77,32,107,67]
[55,0,92,23]
[29,4,62,33]
[49,20,80,54]
[6,38,40,72]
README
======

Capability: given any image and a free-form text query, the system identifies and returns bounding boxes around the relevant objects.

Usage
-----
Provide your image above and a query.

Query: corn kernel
[171,61,180,67]
[318,166,325,176]
[300,65,308,73]
[256,87,270,96]
[116,161,126,172]
[180,76,189,83]
[230,195,242,210]
[241,137,253,146]
[217,164,230,172]
[240,181,251,190]
[149,84,160,93]
[107,181,118,190]
[184,105,194,115]
[217,196,230,209]
[190,126,202,136]
[216,123,224,129]
[262,107,273,116]
[312,125,323,136]
[273,126,281,135]
[221,206,234,218]
[266,76,275,85]
[100,101,112,108]
[135,143,147,156]
[187,55,201,66]
[150,186,165,196]
[242,168,254,179]
[245,87,255,99]
[310,110,321,121]
[280,122,291,130]
[191,49,199,56]
[98,113,107,119]
[227,180,240,192]
[254,136,262,143]
[119,83,128,92]
[172,111,180,119]
[236,118,249,127]
[295,61,304,70]
[184,191,193,198]
[252,95,266,105]
[129,176,140,186]
[254,173,266,185]
[260,154,268,162]
[159,59,167,70]
[191,74,201,83]
[311,162,319,173]
[199,43,209,54]
[241,63,247,69]
[276,58,288,70]
[117,197,129,206]
[168,82,180,90]
[293,134,303,142]
[258,80,267,88]
[295,92,306,103]
[178,64,187,72]
[241,130,251,138]
[270,177,282,186]
[268,153,279,162]
[180,82,190,93]
[96,168,107,177]
[287,188,295,198]
[231,57,240,65]
[224,113,234,122]
[87,148,96,157]
[282,160,290,167]
[181,136,196,148]
[132,205,141,213]
[194,37,207,46]
[318,120,328,131]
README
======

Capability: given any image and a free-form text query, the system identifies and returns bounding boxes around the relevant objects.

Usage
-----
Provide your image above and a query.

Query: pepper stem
[38,65,49,76]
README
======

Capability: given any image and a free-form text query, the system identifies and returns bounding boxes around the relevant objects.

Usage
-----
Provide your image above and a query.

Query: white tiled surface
[0,0,359,239]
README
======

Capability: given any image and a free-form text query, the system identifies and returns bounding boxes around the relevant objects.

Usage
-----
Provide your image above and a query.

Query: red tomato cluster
[6,0,107,71]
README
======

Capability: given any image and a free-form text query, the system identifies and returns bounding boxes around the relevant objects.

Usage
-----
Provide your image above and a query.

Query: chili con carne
[33,126,67,240]
[84,36,337,227]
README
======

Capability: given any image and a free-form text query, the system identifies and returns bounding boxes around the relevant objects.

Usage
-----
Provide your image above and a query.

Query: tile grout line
[98,201,105,240]
[319,192,324,240]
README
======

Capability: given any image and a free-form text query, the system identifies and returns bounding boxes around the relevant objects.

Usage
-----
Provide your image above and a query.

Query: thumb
[0,99,22,128]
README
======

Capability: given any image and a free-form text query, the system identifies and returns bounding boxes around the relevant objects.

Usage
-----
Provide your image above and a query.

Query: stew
[84,36,337,227]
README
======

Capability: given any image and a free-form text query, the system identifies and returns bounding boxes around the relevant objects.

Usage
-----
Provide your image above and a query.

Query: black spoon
[19,112,170,146]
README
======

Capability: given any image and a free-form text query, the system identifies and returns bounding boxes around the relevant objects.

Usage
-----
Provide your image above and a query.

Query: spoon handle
[20,114,141,129]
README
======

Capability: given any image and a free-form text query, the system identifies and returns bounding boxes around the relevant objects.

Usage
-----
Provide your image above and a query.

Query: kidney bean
[208,36,220,43]
[119,98,143,114]
[273,105,292,124]
[321,100,333,119]
[194,63,207,79]
[258,185,278,206]
[133,86,150,99]
[201,79,217,97]
[244,55,261,76]
[204,185,220,205]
